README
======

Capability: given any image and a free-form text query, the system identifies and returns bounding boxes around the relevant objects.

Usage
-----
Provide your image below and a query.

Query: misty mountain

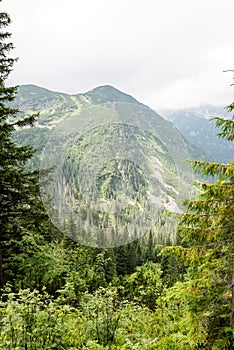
[160,105,233,163]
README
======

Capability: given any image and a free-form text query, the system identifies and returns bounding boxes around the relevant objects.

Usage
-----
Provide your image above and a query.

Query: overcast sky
[2,0,234,109]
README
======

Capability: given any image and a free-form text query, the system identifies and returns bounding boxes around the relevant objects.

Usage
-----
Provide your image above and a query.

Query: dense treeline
[0,5,234,349]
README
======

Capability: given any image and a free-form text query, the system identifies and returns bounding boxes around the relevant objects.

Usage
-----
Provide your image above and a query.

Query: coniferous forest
[0,6,234,350]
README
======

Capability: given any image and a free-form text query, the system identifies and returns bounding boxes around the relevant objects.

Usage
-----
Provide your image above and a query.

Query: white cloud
[3,0,234,108]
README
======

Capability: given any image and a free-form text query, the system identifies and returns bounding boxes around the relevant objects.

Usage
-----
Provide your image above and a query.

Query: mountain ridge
[11,84,210,246]
[11,83,208,169]
[161,106,233,162]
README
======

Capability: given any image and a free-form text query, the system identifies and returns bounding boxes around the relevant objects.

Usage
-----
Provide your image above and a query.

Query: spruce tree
[170,97,234,347]
[0,6,40,290]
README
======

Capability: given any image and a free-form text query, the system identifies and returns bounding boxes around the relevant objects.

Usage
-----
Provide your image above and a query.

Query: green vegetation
[53,122,181,246]
[0,5,234,349]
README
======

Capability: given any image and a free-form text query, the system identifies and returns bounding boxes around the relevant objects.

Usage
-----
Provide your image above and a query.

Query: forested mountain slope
[11,84,205,246]
[1,6,234,348]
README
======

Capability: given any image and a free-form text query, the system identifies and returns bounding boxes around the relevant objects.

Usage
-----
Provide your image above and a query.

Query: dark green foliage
[0,8,41,290]
[2,5,234,349]
[122,262,163,310]
[161,99,234,348]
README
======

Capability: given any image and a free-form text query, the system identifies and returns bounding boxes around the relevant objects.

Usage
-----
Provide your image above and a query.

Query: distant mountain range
[159,105,233,163]
[11,84,228,246]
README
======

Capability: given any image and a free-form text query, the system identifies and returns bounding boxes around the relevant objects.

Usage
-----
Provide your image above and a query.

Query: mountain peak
[84,85,140,105]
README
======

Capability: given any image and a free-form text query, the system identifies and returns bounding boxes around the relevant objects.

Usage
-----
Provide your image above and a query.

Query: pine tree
[145,229,154,262]
[0,6,40,290]
[169,97,234,347]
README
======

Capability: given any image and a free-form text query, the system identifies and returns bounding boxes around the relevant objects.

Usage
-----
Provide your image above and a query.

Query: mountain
[160,105,233,163]
[12,84,204,247]
[85,85,140,104]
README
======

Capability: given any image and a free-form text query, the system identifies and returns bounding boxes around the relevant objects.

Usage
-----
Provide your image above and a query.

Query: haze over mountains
[161,105,233,163]
[11,84,230,246]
